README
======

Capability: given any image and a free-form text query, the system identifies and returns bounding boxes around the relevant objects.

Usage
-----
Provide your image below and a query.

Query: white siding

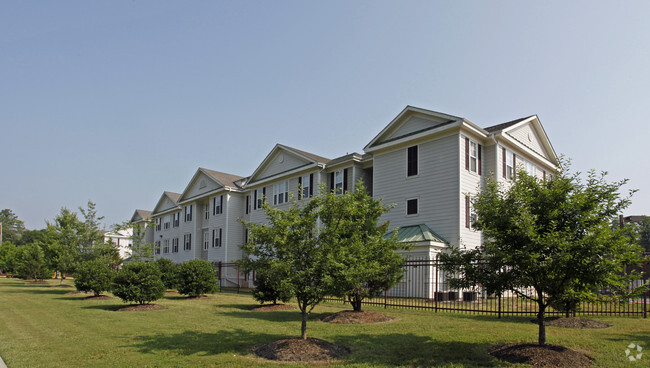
[256,151,311,180]
[374,133,460,248]
[391,116,439,139]
[459,134,483,250]
[507,124,549,160]
[184,174,221,201]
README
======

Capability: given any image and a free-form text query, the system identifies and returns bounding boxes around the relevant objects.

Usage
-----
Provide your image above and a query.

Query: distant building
[101,228,133,260]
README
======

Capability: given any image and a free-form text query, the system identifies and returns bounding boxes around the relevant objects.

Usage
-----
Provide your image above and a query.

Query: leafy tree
[73,259,114,296]
[441,164,646,345]
[177,259,218,297]
[47,241,80,284]
[319,182,407,312]
[15,243,52,281]
[242,196,326,340]
[155,258,179,290]
[250,265,293,305]
[116,220,155,261]
[17,229,48,246]
[77,201,105,260]
[0,241,18,274]
[637,216,650,253]
[90,239,123,270]
[0,209,25,244]
[112,261,165,305]
[45,208,84,279]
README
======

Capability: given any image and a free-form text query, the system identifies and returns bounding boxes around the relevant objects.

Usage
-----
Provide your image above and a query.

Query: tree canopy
[0,209,25,244]
[441,163,646,345]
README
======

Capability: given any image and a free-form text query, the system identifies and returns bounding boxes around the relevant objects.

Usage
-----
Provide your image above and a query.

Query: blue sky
[2,1,649,230]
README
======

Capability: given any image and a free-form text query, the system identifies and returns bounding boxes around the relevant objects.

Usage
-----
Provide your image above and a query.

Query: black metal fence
[215,258,649,318]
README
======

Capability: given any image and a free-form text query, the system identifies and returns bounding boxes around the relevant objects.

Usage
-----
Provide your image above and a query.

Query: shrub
[252,266,293,305]
[155,258,179,290]
[112,261,165,305]
[73,259,114,296]
[177,259,218,297]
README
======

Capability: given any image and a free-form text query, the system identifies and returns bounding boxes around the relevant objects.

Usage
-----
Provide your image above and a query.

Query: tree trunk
[537,302,546,345]
[351,294,363,312]
[301,311,308,340]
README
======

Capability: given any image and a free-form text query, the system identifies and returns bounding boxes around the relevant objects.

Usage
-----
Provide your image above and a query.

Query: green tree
[45,208,84,279]
[17,229,48,246]
[116,221,155,261]
[441,164,646,346]
[242,196,326,340]
[15,243,52,281]
[0,241,18,274]
[90,239,123,270]
[155,258,179,290]
[177,259,218,297]
[0,209,25,244]
[319,182,407,312]
[73,259,114,296]
[112,261,165,305]
[77,201,105,260]
[250,264,293,305]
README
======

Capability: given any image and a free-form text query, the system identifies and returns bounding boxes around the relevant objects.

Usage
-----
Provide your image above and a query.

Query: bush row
[74,258,218,304]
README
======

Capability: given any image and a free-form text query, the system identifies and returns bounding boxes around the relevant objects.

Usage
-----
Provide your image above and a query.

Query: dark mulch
[116,304,167,312]
[252,337,350,362]
[531,317,610,329]
[252,304,295,312]
[489,343,593,367]
[50,284,73,288]
[321,310,396,324]
[185,295,213,300]
[83,295,113,301]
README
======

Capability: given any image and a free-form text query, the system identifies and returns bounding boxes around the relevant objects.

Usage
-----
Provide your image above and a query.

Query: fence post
[384,290,387,309]
[218,261,222,292]
[498,294,502,319]
[434,258,439,313]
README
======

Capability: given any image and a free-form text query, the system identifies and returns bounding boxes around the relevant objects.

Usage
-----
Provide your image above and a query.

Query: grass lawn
[0,277,647,367]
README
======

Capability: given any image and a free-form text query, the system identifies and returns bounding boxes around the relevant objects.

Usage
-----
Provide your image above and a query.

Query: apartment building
[133,105,558,268]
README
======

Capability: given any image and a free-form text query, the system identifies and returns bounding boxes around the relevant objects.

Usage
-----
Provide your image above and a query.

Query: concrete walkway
[0,354,6,368]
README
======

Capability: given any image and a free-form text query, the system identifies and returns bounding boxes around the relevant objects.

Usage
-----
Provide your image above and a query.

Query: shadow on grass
[127,328,284,356]
[3,286,71,295]
[127,329,499,366]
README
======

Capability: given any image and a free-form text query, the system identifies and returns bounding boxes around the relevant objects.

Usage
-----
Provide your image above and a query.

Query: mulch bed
[83,295,113,301]
[252,304,295,312]
[531,317,610,329]
[489,343,593,367]
[252,337,350,362]
[65,291,90,295]
[50,284,73,288]
[116,304,167,312]
[27,280,50,285]
[185,295,213,300]
[321,310,396,324]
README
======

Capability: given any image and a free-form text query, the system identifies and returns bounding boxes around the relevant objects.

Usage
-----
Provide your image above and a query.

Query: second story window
[163,239,169,254]
[213,195,223,215]
[184,205,193,222]
[163,215,171,229]
[407,145,418,177]
[334,171,343,194]
[155,218,161,231]
[502,148,515,180]
[274,181,289,205]
[172,238,179,253]
[212,228,222,248]
[465,138,482,175]
[172,212,180,227]
[298,174,313,199]
[183,233,192,251]
[406,198,418,215]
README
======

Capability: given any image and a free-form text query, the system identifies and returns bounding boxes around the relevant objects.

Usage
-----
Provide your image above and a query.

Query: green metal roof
[386,224,448,244]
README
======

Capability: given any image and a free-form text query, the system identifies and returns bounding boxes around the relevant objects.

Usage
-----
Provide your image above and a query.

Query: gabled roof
[387,224,448,244]
[364,106,464,152]
[484,116,535,133]
[178,168,245,203]
[152,191,181,215]
[130,209,152,223]
[247,144,330,185]
[485,115,558,165]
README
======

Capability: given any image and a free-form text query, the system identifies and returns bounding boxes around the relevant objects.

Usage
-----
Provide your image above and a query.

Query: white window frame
[163,215,171,229]
[274,181,289,205]
[469,141,478,173]
[406,197,419,216]
[204,204,210,220]
[183,233,192,251]
[334,170,343,194]
[301,175,311,199]
[163,239,169,254]
[172,238,179,253]
[506,149,514,180]
[213,228,222,248]
[203,230,210,250]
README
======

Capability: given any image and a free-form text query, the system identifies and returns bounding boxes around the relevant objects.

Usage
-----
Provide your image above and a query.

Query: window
[154,241,161,255]
[173,212,180,227]
[465,195,477,228]
[172,238,179,253]
[274,181,289,205]
[465,138,482,174]
[334,171,343,194]
[244,228,249,244]
[298,174,313,199]
[256,188,265,209]
[212,228,222,248]
[407,145,418,177]
[204,203,210,220]
[155,218,161,231]
[505,149,514,179]
[406,198,418,215]
[163,215,171,229]
[163,239,169,254]
[524,160,537,177]
[245,195,250,214]
[184,205,193,222]
[213,195,223,215]
[183,233,192,251]
[203,231,210,250]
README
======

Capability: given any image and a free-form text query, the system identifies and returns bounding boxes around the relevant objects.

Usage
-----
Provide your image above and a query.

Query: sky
[1,1,649,230]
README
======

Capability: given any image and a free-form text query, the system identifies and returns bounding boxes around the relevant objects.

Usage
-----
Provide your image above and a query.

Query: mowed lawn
[0,277,647,367]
